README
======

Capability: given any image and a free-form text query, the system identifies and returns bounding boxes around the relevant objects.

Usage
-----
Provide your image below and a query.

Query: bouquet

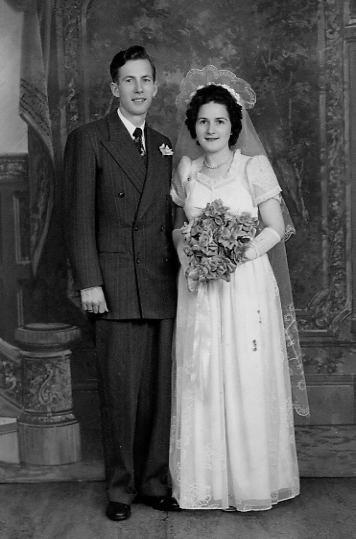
[182,199,258,288]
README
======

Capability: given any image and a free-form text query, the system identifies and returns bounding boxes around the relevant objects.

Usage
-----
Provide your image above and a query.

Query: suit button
[118,192,125,198]
[160,225,165,231]
[164,257,169,263]
[136,257,140,264]
[134,226,139,231]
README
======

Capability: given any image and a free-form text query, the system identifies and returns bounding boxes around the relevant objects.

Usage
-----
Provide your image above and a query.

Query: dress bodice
[183,150,258,221]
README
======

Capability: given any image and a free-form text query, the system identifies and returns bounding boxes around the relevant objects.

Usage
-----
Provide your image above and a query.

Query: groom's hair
[110,45,156,82]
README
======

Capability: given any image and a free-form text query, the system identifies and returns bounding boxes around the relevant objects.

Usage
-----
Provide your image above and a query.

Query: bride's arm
[173,206,186,231]
[171,154,191,240]
[244,198,285,260]
[259,198,285,238]
[171,155,195,284]
[172,207,187,258]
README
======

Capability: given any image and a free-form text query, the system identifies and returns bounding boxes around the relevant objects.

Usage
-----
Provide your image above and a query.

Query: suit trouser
[95,318,174,504]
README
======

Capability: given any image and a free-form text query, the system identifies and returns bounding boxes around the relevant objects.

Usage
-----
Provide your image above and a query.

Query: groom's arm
[64,126,107,312]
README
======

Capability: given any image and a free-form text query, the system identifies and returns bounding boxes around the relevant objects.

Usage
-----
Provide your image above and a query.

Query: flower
[159,143,174,156]
[182,199,258,290]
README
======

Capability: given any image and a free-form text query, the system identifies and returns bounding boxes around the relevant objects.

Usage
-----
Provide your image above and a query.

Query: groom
[64,45,178,521]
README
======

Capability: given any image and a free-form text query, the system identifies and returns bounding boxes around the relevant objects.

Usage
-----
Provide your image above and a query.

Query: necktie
[133,127,145,157]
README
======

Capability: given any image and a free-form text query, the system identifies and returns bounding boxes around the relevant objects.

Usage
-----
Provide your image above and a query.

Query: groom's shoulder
[147,124,171,146]
[67,115,109,140]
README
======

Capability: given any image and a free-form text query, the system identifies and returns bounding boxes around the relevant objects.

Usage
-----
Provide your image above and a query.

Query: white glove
[244,226,281,260]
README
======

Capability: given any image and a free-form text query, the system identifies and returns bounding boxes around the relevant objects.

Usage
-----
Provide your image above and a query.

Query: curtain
[5,0,56,275]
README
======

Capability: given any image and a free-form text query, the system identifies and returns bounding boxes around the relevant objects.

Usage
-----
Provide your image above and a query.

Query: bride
[169,66,309,511]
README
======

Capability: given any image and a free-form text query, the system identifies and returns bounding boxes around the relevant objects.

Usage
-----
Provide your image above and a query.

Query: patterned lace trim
[176,486,300,511]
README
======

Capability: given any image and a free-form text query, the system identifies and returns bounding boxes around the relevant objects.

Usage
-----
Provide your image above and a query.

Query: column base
[18,420,81,465]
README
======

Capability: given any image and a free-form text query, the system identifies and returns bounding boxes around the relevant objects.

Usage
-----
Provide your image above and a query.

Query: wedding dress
[169,150,300,511]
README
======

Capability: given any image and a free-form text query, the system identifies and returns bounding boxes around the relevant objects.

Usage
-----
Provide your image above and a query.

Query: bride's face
[195,102,232,154]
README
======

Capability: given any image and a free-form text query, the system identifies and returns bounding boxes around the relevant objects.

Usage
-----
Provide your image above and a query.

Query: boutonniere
[159,143,174,156]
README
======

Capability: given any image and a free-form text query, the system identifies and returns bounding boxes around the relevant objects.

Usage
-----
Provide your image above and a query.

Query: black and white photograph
[0,1,355,537]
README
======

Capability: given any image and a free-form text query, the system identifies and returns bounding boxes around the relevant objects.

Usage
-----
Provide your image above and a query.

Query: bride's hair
[185,84,243,147]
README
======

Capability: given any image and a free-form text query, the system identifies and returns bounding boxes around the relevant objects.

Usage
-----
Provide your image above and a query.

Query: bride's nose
[207,122,215,133]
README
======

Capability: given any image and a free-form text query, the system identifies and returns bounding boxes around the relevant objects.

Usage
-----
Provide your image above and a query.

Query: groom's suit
[64,111,177,503]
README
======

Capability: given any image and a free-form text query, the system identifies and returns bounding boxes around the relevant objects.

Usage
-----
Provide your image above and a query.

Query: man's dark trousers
[96,318,174,504]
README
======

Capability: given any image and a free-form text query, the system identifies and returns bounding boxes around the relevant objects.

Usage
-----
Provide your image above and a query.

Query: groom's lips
[132,98,146,103]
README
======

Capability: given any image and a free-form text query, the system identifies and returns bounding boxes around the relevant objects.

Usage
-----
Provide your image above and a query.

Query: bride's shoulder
[175,155,201,186]
[242,153,269,167]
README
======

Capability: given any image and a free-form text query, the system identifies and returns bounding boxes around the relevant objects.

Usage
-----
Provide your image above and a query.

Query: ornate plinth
[15,323,81,466]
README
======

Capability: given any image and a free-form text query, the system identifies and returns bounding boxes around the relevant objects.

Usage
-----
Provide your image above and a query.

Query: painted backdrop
[1,1,355,476]
[72,0,343,336]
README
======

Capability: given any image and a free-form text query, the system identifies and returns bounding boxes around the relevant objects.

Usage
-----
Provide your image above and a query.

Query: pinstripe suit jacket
[64,111,177,319]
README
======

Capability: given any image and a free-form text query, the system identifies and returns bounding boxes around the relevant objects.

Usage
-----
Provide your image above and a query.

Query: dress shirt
[117,108,146,151]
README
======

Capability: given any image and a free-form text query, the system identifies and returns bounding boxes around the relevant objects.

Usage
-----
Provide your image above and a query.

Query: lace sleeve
[246,155,281,206]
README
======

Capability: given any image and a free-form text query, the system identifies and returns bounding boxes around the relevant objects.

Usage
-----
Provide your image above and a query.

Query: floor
[0,478,355,539]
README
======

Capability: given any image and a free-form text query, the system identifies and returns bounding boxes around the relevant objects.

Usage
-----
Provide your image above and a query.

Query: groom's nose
[134,80,143,93]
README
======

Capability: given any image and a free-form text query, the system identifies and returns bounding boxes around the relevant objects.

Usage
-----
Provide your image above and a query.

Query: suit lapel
[145,125,157,189]
[100,112,146,193]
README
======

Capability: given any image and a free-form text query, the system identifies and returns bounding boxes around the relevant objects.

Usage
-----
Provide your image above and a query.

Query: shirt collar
[117,108,145,139]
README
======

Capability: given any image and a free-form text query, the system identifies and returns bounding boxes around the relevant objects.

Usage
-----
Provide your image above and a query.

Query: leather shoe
[106,501,131,521]
[139,495,181,512]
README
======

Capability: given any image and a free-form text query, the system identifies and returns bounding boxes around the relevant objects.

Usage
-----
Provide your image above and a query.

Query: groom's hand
[80,286,108,314]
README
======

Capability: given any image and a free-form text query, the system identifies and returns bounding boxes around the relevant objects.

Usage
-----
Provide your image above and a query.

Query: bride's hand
[178,156,192,182]
[186,270,199,293]
[242,240,259,262]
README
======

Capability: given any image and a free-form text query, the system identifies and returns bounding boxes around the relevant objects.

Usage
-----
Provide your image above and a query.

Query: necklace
[203,154,233,169]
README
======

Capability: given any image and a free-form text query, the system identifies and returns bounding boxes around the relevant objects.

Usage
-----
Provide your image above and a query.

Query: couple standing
[64,45,309,521]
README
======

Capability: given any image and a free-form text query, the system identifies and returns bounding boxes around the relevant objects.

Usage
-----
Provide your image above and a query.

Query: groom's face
[111,59,158,124]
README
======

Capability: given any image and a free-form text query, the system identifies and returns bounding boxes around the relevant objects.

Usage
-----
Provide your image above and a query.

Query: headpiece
[175,65,256,113]
[174,65,264,163]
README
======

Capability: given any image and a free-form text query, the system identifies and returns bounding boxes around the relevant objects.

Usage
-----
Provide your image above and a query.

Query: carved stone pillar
[16,323,81,465]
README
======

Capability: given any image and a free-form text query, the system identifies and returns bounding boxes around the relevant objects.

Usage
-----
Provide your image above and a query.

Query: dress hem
[177,489,300,512]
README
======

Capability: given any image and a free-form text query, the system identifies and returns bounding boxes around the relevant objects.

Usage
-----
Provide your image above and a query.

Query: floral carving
[0,359,22,404]
[303,347,344,374]
[22,355,72,413]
